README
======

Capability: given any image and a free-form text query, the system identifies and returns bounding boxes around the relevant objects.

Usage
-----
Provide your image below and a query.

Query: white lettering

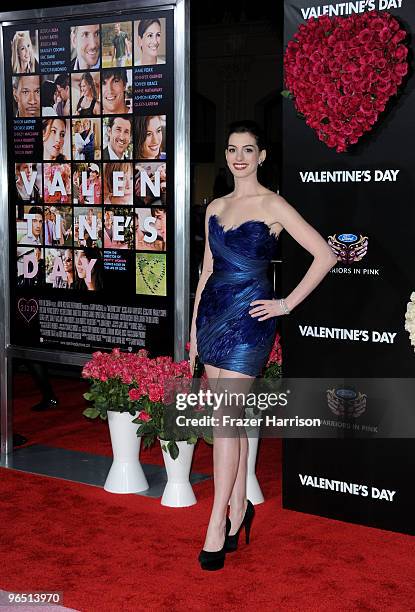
[78,215,97,240]
[49,171,67,196]
[140,169,160,197]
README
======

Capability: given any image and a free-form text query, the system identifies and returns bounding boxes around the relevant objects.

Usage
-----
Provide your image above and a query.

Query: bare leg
[228,433,249,535]
[202,364,254,551]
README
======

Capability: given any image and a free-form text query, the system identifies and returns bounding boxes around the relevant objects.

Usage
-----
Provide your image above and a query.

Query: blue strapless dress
[196,214,279,376]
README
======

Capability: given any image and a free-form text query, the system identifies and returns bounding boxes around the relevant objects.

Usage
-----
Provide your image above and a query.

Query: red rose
[309,73,320,85]
[331,120,343,132]
[129,388,141,401]
[310,51,322,64]
[376,80,391,93]
[360,99,374,114]
[376,58,387,70]
[397,62,408,76]
[395,45,408,61]
[359,53,371,67]
[371,49,383,60]
[148,383,163,402]
[138,410,151,422]
[370,18,386,32]
[326,135,337,148]
[358,29,372,44]
[389,18,400,33]
[392,30,406,45]
[374,100,386,112]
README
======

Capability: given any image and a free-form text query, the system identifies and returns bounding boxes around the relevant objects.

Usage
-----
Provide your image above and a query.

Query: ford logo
[335,388,358,401]
[338,233,357,243]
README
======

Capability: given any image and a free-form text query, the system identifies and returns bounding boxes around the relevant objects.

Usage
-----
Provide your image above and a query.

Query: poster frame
[0,0,190,455]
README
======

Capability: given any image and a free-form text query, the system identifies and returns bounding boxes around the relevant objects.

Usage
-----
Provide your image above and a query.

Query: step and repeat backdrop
[4,8,174,355]
[281,0,415,533]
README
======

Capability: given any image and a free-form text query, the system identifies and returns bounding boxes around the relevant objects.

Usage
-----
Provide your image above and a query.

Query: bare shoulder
[265,193,299,222]
[205,197,227,218]
[258,191,293,225]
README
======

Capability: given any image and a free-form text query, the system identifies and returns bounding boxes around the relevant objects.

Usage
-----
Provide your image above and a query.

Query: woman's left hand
[249,299,284,321]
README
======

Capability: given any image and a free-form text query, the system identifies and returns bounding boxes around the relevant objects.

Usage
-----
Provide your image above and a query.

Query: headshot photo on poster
[12,75,41,117]
[103,115,133,160]
[134,18,166,66]
[70,23,101,71]
[71,71,101,116]
[11,30,39,74]
[101,68,132,114]
[42,118,71,161]
[134,115,166,160]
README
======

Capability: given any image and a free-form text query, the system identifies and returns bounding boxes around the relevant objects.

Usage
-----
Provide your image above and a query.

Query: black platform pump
[224,500,255,553]
[198,517,231,570]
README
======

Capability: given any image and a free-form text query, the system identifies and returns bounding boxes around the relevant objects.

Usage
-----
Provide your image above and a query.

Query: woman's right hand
[189,337,198,375]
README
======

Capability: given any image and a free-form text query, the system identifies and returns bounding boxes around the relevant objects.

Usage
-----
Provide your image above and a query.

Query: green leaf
[83,407,100,419]
[168,440,179,460]
[83,392,94,401]
[281,89,292,99]
[99,413,108,421]
[143,435,156,449]
[187,435,198,445]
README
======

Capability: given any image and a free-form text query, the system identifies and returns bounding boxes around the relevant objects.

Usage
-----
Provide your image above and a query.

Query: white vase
[159,439,197,507]
[104,410,149,494]
[246,427,264,505]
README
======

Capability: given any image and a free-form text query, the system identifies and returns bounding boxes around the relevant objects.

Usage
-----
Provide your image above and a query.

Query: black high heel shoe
[198,517,231,571]
[224,500,255,553]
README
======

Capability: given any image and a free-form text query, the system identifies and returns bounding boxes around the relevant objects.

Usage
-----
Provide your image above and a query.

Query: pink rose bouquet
[82,348,194,459]
[264,332,282,379]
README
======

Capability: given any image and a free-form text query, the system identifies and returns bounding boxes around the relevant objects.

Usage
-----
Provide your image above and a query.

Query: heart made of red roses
[284,12,408,152]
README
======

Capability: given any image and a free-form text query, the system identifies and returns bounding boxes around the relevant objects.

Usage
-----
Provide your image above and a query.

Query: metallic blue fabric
[196,214,279,376]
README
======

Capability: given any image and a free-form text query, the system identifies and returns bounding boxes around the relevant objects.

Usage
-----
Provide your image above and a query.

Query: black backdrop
[281,0,415,534]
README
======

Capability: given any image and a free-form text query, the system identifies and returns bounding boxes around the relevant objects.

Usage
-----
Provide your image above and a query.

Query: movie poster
[4,12,174,354]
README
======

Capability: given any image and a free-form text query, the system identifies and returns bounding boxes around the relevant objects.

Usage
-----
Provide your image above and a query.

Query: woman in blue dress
[190,120,337,570]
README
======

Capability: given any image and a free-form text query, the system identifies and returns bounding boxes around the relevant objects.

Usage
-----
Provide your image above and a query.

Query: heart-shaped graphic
[137,256,166,295]
[284,11,408,152]
[18,297,38,323]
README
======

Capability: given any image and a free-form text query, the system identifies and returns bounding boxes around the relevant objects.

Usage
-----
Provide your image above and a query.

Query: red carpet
[3,374,415,611]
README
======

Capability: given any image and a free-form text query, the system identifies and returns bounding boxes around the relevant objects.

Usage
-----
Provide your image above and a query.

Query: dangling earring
[258,160,263,167]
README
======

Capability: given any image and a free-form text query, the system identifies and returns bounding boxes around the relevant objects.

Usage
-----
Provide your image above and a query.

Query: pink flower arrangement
[283,11,409,152]
[264,332,282,379]
[82,347,194,458]
[82,347,191,418]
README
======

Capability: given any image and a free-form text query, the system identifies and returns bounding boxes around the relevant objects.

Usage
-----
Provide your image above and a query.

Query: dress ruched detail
[196,214,278,376]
